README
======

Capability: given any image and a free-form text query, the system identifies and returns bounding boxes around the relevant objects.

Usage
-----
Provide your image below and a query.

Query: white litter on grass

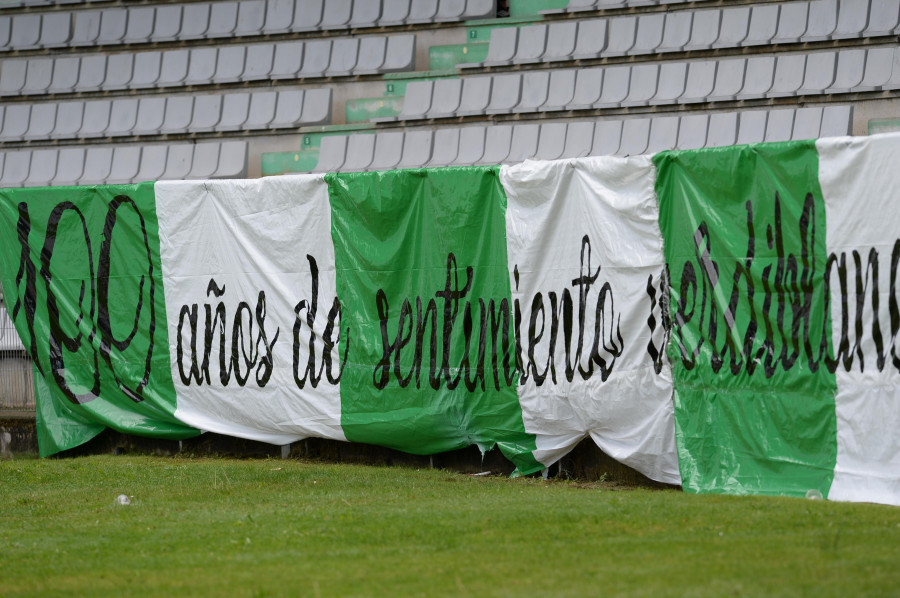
[115,494,131,506]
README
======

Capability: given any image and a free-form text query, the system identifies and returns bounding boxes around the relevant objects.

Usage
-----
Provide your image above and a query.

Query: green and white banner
[2,134,899,505]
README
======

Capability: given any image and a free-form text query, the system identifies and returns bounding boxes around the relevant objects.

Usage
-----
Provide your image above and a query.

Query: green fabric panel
[0,183,199,456]
[327,167,542,474]
[654,142,837,497]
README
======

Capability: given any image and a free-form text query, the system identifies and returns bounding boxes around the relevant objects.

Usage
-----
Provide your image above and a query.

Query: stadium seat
[264,0,296,34]
[424,78,462,118]
[395,80,434,120]
[40,12,72,48]
[350,1,383,28]
[185,48,218,86]
[485,73,522,114]
[714,7,750,48]
[79,99,112,138]
[189,142,220,178]
[291,0,325,31]
[162,144,194,180]
[764,108,795,142]
[123,7,154,44]
[563,122,594,158]
[676,114,709,149]
[769,53,807,97]
[622,64,659,106]
[161,96,195,135]
[798,51,837,95]
[507,124,540,163]
[2,151,31,187]
[457,76,493,116]
[158,50,191,87]
[11,14,41,49]
[427,128,460,166]
[354,36,388,74]
[242,43,275,81]
[297,40,331,78]
[300,88,332,125]
[207,1,239,38]
[107,146,142,184]
[53,147,86,186]
[217,92,251,131]
[245,91,277,128]
[820,105,853,136]
[97,9,127,45]
[684,10,721,51]
[514,71,550,113]
[743,5,779,46]
[827,49,866,92]
[595,66,631,108]
[478,124,513,164]
[103,54,135,91]
[591,120,623,156]
[513,24,547,64]
[567,68,603,110]
[81,146,115,185]
[618,118,651,155]
[271,89,305,129]
[658,12,692,53]
[51,101,84,139]
[369,131,405,170]
[737,110,768,144]
[154,5,183,41]
[131,52,162,89]
[804,0,839,41]
[539,69,576,111]
[321,0,353,30]
[407,0,439,24]
[215,141,248,178]
[708,58,746,102]
[315,135,350,172]
[651,62,688,105]
[863,0,900,36]
[706,113,738,147]
[179,4,210,40]
[397,129,433,168]
[190,95,223,132]
[543,21,578,62]
[133,97,166,136]
[23,103,55,141]
[572,19,607,60]
[22,58,53,95]
[381,0,412,26]
[535,122,568,160]
[326,38,359,77]
[605,16,637,57]
[215,46,247,83]
[739,56,776,100]
[271,41,304,79]
[453,126,487,165]
[106,98,139,137]
[647,116,680,153]
[135,144,169,181]
[854,47,892,91]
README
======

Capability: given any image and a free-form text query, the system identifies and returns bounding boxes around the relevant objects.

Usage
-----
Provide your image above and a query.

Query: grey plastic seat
[864,0,900,36]
[382,35,416,73]
[572,19,607,59]
[133,97,165,135]
[882,47,900,90]
[107,146,142,184]
[179,4,210,40]
[651,62,687,105]
[684,10,721,51]
[676,114,709,149]
[477,125,513,164]
[320,0,352,29]
[658,11,692,53]
[24,149,57,187]
[135,145,168,181]
[236,0,265,36]
[514,71,550,113]
[506,124,540,163]
[297,40,331,78]
[75,55,106,92]
[543,21,578,62]
[271,89,305,128]
[291,0,325,32]
[743,4,779,47]
[350,1,383,27]
[622,64,659,106]
[190,94,223,132]
[158,50,190,87]
[24,103,56,141]
[737,55,774,100]
[79,100,112,138]
[131,52,162,88]
[380,0,412,26]
[678,60,717,103]
[514,24,547,64]
[486,73,522,114]
[217,92,251,131]
[567,68,603,109]
[396,80,434,120]
[463,0,495,20]
[299,88,331,125]
[355,37,388,74]
[736,111,767,144]
[70,10,101,46]
[22,58,53,95]
[436,0,466,22]
[46,56,78,94]
[535,123,567,160]
[773,3,809,44]
[706,113,738,147]
[207,2,238,38]
[124,7,155,44]
[185,48,218,86]
[457,76,493,116]
[820,105,853,136]
[80,147,114,185]
[833,0,870,39]
[264,0,295,34]
[590,120,623,156]
[153,5,182,41]
[594,66,631,108]
[11,14,40,49]
[188,143,219,179]
[106,98,139,137]
[40,12,72,48]
[453,126,486,165]
[561,122,594,158]
[0,16,8,50]
[854,47,893,91]
[803,0,838,41]
[214,141,248,178]
[0,61,27,96]
[242,43,275,81]
[245,91,277,128]
[103,53,134,91]
[314,135,348,172]
[768,54,806,97]
[605,17,637,57]
[429,78,463,117]
[97,10,127,45]
[2,105,30,141]
[426,128,460,167]
[714,7,750,48]
[709,58,746,101]
[797,51,837,95]
[161,144,193,180]
[52,147,85,186]
[397,129,433,169]
[215,46,247,83]
[325,38,359,77]
[793,107,823,139]
[407,0,439,24]
[633,14,664,55]
[161,96,194,134]
[618,118,651,156]
[764,109,795,142]
[646,117,679,153]
[827,49,866,92]
[2,152,31,187]
[51,101,84,139]
[368,131,405,171]
[539,69,576,111]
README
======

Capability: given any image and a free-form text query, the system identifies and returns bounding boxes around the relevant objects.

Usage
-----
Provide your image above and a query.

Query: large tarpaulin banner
[2,135,898,505]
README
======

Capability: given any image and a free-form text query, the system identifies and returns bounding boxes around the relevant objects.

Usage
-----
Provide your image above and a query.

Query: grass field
[2,455,899,597]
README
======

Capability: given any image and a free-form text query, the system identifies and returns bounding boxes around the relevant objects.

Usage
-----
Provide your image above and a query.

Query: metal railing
[0,304,35,414]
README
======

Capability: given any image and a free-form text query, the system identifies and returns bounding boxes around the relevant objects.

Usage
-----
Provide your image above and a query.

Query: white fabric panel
[501,157,680,485]
[156,175,345,445]
[817,133,900,506]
